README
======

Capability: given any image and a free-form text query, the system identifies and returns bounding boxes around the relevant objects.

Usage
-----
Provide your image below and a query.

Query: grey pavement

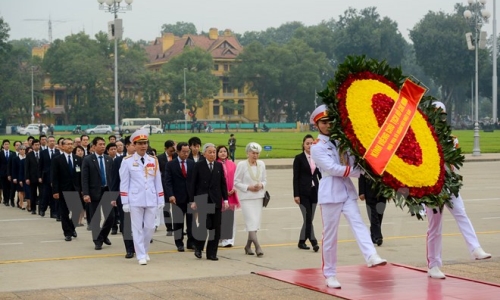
[1,155,500,299]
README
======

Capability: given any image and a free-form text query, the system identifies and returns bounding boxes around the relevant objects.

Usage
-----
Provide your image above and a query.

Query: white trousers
[130,206,157,261]
[426,193,481,268]
[321,200,377,278]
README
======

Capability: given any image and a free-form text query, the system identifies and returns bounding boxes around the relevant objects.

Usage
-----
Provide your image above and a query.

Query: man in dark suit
[110,136,135,259]
[187,137,205,162]
[51,138,81,241]
[164,141,195,252]
[0,140,14,206]
[190,143,229,261]
[157,139,177,236]
[292,135,322,252]
[359,174,387,246]
[82,136,114,250]
[25,139,42,215]
[38,136,61,217]
[7,141,21,207]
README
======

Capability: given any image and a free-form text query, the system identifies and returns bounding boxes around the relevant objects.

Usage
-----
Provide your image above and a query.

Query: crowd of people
[0,106,493,285]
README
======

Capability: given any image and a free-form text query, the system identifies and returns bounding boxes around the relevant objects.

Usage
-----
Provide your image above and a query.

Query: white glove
[158,204,165,210]
[122,204,130,213]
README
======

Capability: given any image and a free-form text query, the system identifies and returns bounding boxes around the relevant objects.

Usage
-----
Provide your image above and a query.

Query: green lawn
[3,129,499,159]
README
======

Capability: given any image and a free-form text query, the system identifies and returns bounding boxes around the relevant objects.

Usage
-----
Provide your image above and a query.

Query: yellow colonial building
[145,28,258,123]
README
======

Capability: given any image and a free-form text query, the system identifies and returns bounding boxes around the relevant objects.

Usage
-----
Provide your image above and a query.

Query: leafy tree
[237,21,305,46]
[140,70,164,117]
[161,22,197,36]
[43,32,112,124]
[409,5,481,111]
[161,47,220,120]
[230,39,330,122]
[328,7,407,66]
[0,17,11,57]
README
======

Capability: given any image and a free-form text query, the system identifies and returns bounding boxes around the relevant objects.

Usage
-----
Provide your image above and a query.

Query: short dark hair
[106,142,117,151]
[165,140,175,148]
[32,139,40,145]
[188,137,201,147]
[27,136,35,141]
[39,134,47,139]
[108,135,116,141]
[176,141,188,151]
[2,139,10,146]
[92,137,105,146]
[80,134,89,140]
[57,137,65,145]
[230,134,234,137]
[123,136,132,146]
[63,138,73,145]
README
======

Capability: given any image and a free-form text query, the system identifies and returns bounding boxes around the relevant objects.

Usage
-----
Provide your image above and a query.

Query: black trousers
[117,200,134,253]
[365,197,387,242]
[59,194,77,237]
[1,176,11,205]
[28,180,40,212]
[193,208,221,257]
[89,188,115,244]
[299,188,318,245]
[171,202,194,248]
[163,204,173,232]
[41,174,57,216]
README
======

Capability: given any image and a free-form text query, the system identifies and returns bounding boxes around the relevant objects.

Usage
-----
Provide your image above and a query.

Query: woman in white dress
[234,142,267,256]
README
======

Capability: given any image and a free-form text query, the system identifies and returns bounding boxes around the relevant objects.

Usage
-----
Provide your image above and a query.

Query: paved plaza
[0,155,499,299]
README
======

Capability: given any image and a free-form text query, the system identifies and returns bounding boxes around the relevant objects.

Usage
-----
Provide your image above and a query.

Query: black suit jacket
[38,148,61,180]
[82,153,113,202]
[190,160,228,209]
[292,152,321,199]
[7,152,18,177]
[0,150,14,176]
[358,174,386,201]
[25,151,40,181]
[163,158,194,204]
[51,153,82,194]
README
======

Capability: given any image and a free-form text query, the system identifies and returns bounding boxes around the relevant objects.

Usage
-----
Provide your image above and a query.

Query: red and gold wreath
[338,71,445,197]
[319,56,464,216]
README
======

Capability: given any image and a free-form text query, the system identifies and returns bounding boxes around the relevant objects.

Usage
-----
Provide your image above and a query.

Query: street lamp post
[97,0,133,136]
[184,67,187,133]
[464,0,490,156]
[31,66,35,123]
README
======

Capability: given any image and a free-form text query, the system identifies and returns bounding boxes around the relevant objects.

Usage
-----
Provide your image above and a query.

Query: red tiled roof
[145,30,243,66]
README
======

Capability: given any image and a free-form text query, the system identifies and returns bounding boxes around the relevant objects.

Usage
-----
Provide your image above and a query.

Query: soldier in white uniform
[310,104,387,289]
[426,102,491,279]
[119,130,165,265]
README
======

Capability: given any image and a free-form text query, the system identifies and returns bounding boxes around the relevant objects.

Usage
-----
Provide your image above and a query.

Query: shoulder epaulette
[123,155,132,160]
[312,138,321,145]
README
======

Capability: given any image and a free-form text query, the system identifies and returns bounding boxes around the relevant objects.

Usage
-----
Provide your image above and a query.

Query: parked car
[85,125,113,135]
[18,124,48,135]
[140,125,163,134]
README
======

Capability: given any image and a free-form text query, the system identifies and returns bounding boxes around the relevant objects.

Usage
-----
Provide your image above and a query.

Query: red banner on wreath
[363,79,427,175]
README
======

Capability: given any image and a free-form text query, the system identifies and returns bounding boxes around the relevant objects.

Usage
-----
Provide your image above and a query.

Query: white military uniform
[119,152,164,262]
[311,133,379,278]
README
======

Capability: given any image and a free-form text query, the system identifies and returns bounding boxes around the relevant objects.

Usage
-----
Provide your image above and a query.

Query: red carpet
[256,263,500,299]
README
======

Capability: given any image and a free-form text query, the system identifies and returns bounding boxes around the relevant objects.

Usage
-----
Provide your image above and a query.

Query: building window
[222,77,232,95]
[213,100,220,116]
[55,91,64,106]
[224,64,230,71]
[214,64,219,71]
[237,100,244,115]
[223,100,234,115]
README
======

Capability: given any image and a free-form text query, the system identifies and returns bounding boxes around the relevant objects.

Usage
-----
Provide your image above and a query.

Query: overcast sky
[0,0,498,43]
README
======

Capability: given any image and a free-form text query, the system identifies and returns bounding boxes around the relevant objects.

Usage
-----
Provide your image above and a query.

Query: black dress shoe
[375,238,383,246]
[10,202,15,207]
[56,218,61,222]
[194,250,202,259]
[312,245,320,252]
[111,229,118,235]
[40,211,45,217]
[72,231,78,238]
[86,225,91,231]
[65,236,72,242]
[298,243,311,250]
[207,256,219,261]
[95,243,103,250]
[103,238,112,245]
[177,246,185,252]
[31,211,37,215]
[125,252,134,259]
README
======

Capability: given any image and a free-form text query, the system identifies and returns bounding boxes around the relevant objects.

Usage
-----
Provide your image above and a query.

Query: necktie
[67,155,73,174]
[181,160,187,177]
[141,157,145,165]
[99,156,106,186]
[308,155,316,174]
[35,152,39,161]
[5,151,8,159]
[209,162,213,172]
[50,149,54,159]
